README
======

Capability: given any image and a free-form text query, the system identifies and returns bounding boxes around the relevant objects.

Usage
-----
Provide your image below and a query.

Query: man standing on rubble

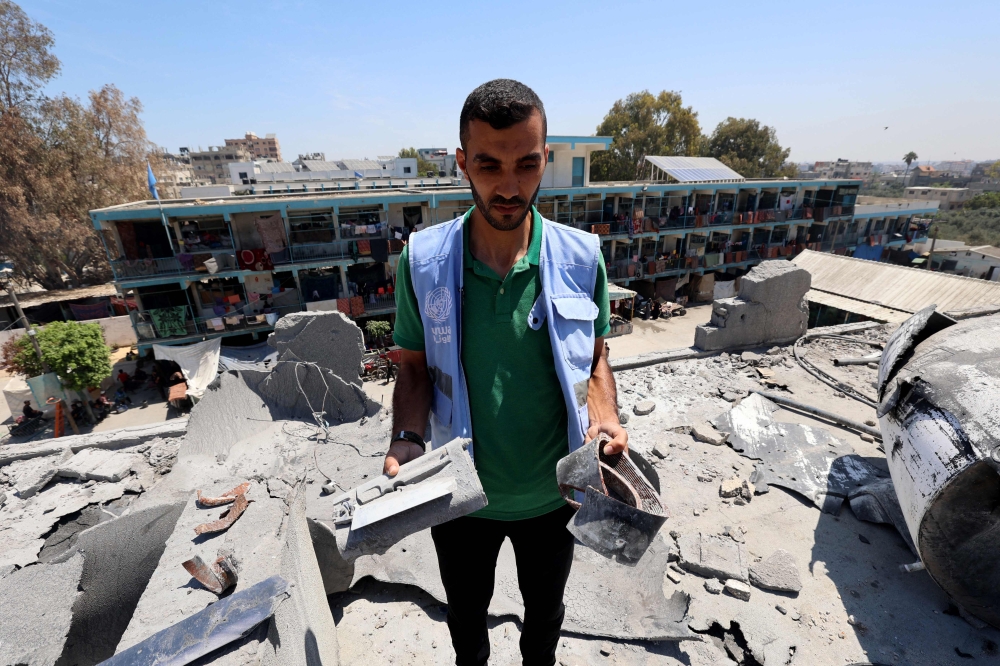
[384,78,626,666]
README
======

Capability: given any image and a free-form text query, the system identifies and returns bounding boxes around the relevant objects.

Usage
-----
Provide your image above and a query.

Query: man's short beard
[468,179,541,232]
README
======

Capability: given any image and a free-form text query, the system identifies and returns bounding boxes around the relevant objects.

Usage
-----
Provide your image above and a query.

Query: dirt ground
[606,304,714,360]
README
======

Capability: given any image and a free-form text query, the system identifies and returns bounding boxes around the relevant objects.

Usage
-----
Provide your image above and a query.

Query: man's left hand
[587,420,628,455]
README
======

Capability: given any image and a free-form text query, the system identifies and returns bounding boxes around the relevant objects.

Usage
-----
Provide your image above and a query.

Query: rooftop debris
[196,481,251,507]
[181,552,238,595]
[193,490,249,535]
[878,308,1000,629]
[101,575,289,666]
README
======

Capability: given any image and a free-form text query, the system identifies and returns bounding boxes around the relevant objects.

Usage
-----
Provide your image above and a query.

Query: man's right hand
[383,440,426,477]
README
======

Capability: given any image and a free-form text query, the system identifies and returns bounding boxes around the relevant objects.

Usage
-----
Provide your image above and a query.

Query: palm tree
[903,151,918,184]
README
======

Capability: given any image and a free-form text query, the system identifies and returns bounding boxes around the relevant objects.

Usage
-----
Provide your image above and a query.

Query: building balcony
[132,303,303,342]
[110,250,238,281]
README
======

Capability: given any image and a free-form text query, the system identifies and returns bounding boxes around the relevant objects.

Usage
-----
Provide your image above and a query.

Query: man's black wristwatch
[391,430,426,452]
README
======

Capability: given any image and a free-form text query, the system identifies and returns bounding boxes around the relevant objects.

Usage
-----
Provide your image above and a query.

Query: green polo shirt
[393,207,611,520]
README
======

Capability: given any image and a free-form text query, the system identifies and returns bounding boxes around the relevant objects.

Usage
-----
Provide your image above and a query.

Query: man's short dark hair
[459,79,546,150]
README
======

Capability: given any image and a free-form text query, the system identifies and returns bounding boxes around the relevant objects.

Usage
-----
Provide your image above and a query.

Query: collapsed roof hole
[696,621,763,666]
[38,497,136,564]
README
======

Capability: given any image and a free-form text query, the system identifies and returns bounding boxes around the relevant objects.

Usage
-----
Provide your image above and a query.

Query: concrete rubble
[0,298,998,664]
[695,261,811,351]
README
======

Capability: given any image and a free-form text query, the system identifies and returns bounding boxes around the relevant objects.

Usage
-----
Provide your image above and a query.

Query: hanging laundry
[237,248,273,271]
[369,239,389,262]
[69,302,109,321]
[255,215,287,254]
[149,306,188,338]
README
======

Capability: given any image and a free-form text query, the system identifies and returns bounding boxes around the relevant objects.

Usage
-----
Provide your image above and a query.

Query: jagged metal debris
[193,491,250,536]
[877,309,1000,628]
[557,434,668,564]
[101,575,289,666]
[713,393,889,514]
[196,482,251,507]
[315,438,486,561]
[181,553,238,595]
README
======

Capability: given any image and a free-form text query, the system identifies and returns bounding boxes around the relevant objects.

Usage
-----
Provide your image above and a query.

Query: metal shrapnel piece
[557,435,668,565]
[181,553,238,595]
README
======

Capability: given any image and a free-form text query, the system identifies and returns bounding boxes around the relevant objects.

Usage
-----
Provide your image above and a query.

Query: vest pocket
[551,295,599,369]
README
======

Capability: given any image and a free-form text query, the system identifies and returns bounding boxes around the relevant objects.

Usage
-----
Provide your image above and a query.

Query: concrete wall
[0,315,136,350]
[543,144,597,188]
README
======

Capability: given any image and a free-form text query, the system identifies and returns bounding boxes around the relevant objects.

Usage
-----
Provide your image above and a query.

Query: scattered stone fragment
[724,579,752,601]
[749,549,803,593]
[690,423,727,446]
[766,347,782,355]
[58,448,137,483]
[860,433,875,442]
[776,605,788,615]
[722,392,740,403]
[741,351,762,364]
[676,532,749,582]
[652,444,668,459]
[633,400,655,416]
[599,642,613,656]
[618,411,629,425]
[858,534,871,544]
[719,476,754,502]
[13,451,70,498]
[864,419,876,427]
[704,579,724,595]
[666,569,682,584]
[697,474,713,483]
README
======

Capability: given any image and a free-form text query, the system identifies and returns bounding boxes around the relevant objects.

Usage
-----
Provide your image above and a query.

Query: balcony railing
[110,250,238,280]
[132,303,304,341]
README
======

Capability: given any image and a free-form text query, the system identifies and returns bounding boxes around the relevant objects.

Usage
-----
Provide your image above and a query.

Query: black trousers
[431,504,576,666]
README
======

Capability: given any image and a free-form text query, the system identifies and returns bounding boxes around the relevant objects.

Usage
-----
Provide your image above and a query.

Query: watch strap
[391,430,425,451]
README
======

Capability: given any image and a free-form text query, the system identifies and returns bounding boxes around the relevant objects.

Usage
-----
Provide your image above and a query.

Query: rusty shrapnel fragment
[194,491,250,535]
[196,481,251,507]
[182,553,239,594]
[557,433,668,564]
[878,307,1000,629]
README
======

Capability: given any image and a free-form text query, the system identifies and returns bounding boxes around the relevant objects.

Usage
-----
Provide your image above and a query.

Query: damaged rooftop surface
[2,283,999,665]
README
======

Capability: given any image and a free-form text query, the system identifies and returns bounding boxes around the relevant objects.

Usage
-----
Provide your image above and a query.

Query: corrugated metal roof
[300,160,347,172]
[0,284,117,308]
[338,159,384,172]
[792,250,1000,314]
[645,156,745,183]
[256,162,297,174]
[805,289,912,323]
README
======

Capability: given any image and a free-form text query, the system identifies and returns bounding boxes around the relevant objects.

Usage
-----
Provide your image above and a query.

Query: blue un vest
[408,213,601,459]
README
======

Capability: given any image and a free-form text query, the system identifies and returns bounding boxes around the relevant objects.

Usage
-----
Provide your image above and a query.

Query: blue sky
[21,0,1000,164]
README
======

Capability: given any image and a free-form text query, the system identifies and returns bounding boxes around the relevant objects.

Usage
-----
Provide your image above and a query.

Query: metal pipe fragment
[833,354,882,366]
[750,389,882,440]
[194,492,250,535]
[182,553,239,594]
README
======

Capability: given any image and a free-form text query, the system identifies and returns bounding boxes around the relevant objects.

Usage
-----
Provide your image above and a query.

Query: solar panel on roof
[645,156,745,183]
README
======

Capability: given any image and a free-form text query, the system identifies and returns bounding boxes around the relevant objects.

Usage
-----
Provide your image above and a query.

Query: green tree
[36,321,112,390]
[0,330,43,377]
[590,90,701,182]
[0,321,111,390]
[703,117,797,178]
[902,151,918,182]
[965,191,1000,210]
[398,147,441,177]
[0,0,60,112]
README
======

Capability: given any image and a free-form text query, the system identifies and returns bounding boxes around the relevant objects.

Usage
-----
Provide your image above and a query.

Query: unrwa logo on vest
[424,286,452,323]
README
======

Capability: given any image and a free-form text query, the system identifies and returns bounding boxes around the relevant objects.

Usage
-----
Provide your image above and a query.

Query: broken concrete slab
[719,477,753,502]
[55,502,186,665]
[250,355,379,424]
[259,488,340,666]
[633,400,656,416]
[0,420,188,469]
[58,447,138,483]
[183,370,275,457]
[704,578,724,594]
[690,422,728,446]
[12,449,71,498]
[675,532,749,582]
[267,310,365,385]
[724,579,752,601]
[695,261,810,352]
[748,549,802,594]
[0,553,84,666]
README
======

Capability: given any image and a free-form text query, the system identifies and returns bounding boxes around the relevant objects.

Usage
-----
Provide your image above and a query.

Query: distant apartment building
[188,145,252,184]
[224,132,282,161]
[417,148,456,177]
[812,160,873,180]
[904,186,970,211]
[934,160,976,178]
[907,165,938,186]
[91,132,939,354]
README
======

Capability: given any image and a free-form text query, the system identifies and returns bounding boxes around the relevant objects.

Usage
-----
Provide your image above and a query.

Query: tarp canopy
[607,285,637,301]
[153,338,222,399]
[2,375,46,419]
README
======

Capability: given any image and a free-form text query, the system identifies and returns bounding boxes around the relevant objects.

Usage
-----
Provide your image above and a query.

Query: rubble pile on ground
[1,308,998,666]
